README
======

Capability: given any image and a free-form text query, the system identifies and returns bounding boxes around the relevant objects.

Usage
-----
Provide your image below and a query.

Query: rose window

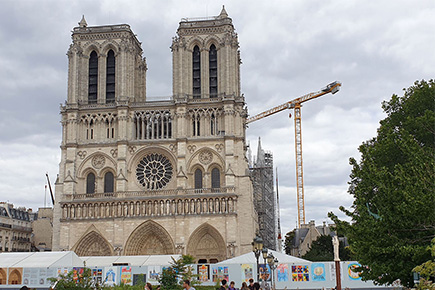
[136,153,173,189]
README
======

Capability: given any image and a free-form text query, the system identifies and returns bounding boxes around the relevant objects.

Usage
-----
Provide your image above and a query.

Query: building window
[192,45,201,98]
[194,169,203,189]
[106,50,115,103]
[88,51,98,103]
[211,168,220,188]
[210,113,218,135]
[193,115,200,136]
[86,173,95,194]
[104,172,114,193]
[134,111,172,140]
[209,44,217,97]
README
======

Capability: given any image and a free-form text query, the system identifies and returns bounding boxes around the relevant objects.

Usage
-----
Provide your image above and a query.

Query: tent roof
[0,251,83,267]
[82,254,181,267]
[217,250,310,265]
[0,252,32,267]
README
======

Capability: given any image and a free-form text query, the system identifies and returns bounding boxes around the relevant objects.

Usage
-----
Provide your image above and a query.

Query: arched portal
[73,230,113,256]
[186,223,226,263]
[124,220,175,255]
[8,269,22,285]
[0,268,6,285]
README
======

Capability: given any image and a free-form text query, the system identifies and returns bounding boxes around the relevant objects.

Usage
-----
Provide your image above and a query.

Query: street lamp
[252,236,264,282]
[267,254,278,290]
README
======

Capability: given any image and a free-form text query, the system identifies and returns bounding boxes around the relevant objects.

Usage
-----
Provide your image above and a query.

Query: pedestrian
[248,278,254,290]
[241,282,249,290]
[253,282,260,290]
[183,279,195,290]
[145,282,152,290]
[228,281,236,290]
[220,279,227,290]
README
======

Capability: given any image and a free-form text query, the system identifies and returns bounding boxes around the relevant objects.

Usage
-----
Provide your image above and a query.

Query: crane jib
[246,81,342,228]
[246,81,341,124]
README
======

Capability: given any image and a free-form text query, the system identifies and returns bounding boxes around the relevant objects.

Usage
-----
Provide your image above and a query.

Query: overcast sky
[0,0,434,237]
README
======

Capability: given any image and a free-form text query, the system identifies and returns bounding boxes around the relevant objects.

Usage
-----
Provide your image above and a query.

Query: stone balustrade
[60,189,237,220]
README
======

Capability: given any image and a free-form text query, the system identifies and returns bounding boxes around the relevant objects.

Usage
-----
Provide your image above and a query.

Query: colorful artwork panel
[291,265,309,282]
[277,264,289,282]
[212,266,229,282]
[148,266,161,283]
[348,263,362,280]
[120,266,132,285]
[259,264,271,282]
[104,267,118,286]
[311,263,326,282]
[197,265,210,282]
[241,264,253,283]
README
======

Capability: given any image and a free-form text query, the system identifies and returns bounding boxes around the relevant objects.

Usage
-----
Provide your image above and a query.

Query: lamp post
[252,236,264,282]
[267,254,278,290]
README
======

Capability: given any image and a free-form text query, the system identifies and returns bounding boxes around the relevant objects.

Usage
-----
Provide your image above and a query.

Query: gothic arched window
[104,171,114,193]
[86,172,96,194]
[106,50,115,103]
[211,168,220,188]
[209,44,217,97]
[194,168,203,189]
[88,51,98,103]
[192,45,201,98]
[210,113,218,135]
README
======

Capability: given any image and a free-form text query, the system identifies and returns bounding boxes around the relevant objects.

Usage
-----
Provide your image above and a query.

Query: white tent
[0,251,84,267]
[216,250,310,265]
[81,254,181,267]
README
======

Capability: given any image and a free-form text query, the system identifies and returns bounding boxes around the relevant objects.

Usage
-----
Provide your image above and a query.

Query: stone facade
[52,8,258,262]
[31,207,53,251]
[0,203,32,252]
[289,220,331,257]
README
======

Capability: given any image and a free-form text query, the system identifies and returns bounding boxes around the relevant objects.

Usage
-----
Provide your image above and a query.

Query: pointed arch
[209,44,218,97]
[124,220,175,255]
[192,45,201,98]
[8,269,22,285]
[0,268,6,285]
[106,49,116,103]
[186,223,226,262]
[88,50,98,103]
[73,229,113,256]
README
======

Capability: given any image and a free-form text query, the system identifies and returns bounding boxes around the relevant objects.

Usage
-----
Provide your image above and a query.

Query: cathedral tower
[53,9,257,262]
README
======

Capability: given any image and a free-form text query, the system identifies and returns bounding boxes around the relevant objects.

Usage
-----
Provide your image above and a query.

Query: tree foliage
[48,267,100,290]
[159,255,197,290]
[301,235,351,261]
[329,80,435,287]
[284,230,296,255]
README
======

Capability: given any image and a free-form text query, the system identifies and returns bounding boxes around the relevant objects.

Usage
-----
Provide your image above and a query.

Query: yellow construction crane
[247,81,342,228]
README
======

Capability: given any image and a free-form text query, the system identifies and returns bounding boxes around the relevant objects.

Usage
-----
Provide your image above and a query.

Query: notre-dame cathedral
[52,7,258,262]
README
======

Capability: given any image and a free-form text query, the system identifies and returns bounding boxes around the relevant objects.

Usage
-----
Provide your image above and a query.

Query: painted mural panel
[259,264,271,282]
[212,266,229,282]
[104,267,118,286]
[241,264,253,283]
[311,263,326,282]
[198,264,210,282]
[291,265,309,282]
[148,266,161,284]
[276,264,289,282]
[348,262,362,280]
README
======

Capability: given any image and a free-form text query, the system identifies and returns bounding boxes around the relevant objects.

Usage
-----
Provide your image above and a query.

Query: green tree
[283,230,296,255]
[48,267,100,290]
[329,80,435,287]
[301,235,351,261]
[159,255,197,290]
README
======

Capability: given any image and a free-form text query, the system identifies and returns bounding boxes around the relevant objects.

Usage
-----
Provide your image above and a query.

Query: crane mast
[247,81,342,228]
